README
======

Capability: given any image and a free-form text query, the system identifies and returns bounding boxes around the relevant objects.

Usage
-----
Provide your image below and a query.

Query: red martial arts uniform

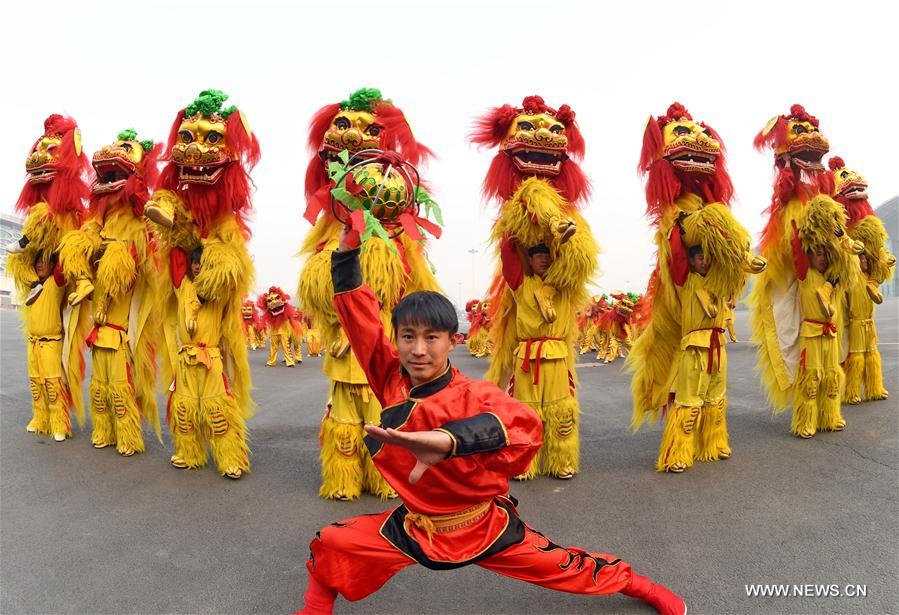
[304,248,644,608]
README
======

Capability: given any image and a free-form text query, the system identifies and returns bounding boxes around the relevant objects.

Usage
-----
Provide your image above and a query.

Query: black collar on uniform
[406,362,453,399]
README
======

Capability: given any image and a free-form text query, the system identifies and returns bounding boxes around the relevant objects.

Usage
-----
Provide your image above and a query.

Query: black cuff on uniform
[436,413,509,457]
[331,247,362,293]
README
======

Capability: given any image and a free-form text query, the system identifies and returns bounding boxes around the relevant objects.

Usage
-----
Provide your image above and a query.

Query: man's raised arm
[331,246,402,405]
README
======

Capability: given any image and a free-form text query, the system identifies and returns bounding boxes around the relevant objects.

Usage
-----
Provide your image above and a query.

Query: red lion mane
[158,109,261,235]
[638,103,734,224]
[754,104,825,254]
[15,114,90,221]
[470,95,590,206]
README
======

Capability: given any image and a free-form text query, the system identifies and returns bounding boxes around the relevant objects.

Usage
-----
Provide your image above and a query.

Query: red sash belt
[86,323,127,348]
[690,327,725,374]
[520,337,562,385]
[804,319,837,337]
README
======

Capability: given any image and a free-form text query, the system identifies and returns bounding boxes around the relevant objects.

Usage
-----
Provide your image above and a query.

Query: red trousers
[307,504,633,602]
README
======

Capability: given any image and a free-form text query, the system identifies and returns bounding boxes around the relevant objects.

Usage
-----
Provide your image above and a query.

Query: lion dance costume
[259,286,302,367]
[748,104,862,438]
[298,88,441,501]
[242,298,266,350]
[58,129,163,455]
[627,103,766,473]
[826,156,895,404]
[474,95,598,480]
[6,115,90,441]
[290,308,307,364]
[145,89,259,477]
[465,299,492,357]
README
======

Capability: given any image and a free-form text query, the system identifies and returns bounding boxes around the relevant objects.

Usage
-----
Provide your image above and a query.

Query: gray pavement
[1,302,897,615]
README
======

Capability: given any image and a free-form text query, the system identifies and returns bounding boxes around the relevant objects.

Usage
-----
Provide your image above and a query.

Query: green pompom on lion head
[117,128,154,152]
[185,89,238,119]
[339,87,390,112]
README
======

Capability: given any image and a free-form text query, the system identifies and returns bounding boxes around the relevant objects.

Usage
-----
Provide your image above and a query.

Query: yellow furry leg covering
[842,353,864,404]
[362,449,396,500]
[108,383,144,454]
[656,405,700,472]
[695,397,730,462]
[266,335,279,366]
[27,378,51,435]
[863,350,888,401]
[170,396,207,468]
[817,369,845,432]
[205,396,251,475]
[280,334,295,366]
[540,397,580,477]
[89,380,117,447]
[45,378,71,438]
[514,401,544,480]
[791,379,819,438]
[318,417,364,501]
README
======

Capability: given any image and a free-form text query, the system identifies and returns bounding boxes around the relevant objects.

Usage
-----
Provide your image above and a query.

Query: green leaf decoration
[340,87,383,112]
[360,210,397,254]
[416,187,444,225]
[338,149,350,164]
[139,139,155,152]
[331,185,363,211]
[185,89,234,118]
[117,128,138,141]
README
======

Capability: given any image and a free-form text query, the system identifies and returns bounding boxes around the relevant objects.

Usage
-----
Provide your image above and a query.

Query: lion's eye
[517,121,534,131]
[206,131,223,144]
[674,125,691,136]
[179,130,194,144]
[792,124,807,135]
[549,125,563,134]
[334,117,350,130]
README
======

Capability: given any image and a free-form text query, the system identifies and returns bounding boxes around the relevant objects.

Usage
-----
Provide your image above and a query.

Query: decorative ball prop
[329,149,421,238]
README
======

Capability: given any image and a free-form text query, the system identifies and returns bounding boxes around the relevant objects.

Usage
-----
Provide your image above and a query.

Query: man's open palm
[364,425,452,484]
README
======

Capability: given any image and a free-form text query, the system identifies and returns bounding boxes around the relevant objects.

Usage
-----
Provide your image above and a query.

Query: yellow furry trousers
[512,358,579,479]
[319,381,394,501]
[601,336,622,363]
[843,350,888,403]
[26,337,70,438]
[792,335,844,438]
[843,319,887,403]
[291,334,304,363]
[267,332,294,366]
[169,355,250,475]
[656,345,730,472]
[90,345,143,453]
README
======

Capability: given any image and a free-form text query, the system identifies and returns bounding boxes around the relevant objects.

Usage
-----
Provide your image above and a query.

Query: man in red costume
[296,231,685,615]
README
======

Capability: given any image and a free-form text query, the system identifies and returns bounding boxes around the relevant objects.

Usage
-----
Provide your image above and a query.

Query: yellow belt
[404,501,491,545]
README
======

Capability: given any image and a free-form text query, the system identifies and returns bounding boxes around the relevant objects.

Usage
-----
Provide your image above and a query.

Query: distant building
[0,213,24,307]
[875,196,898,298]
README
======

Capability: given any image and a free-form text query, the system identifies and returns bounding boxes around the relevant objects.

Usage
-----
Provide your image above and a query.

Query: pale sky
[3,0,897,307]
